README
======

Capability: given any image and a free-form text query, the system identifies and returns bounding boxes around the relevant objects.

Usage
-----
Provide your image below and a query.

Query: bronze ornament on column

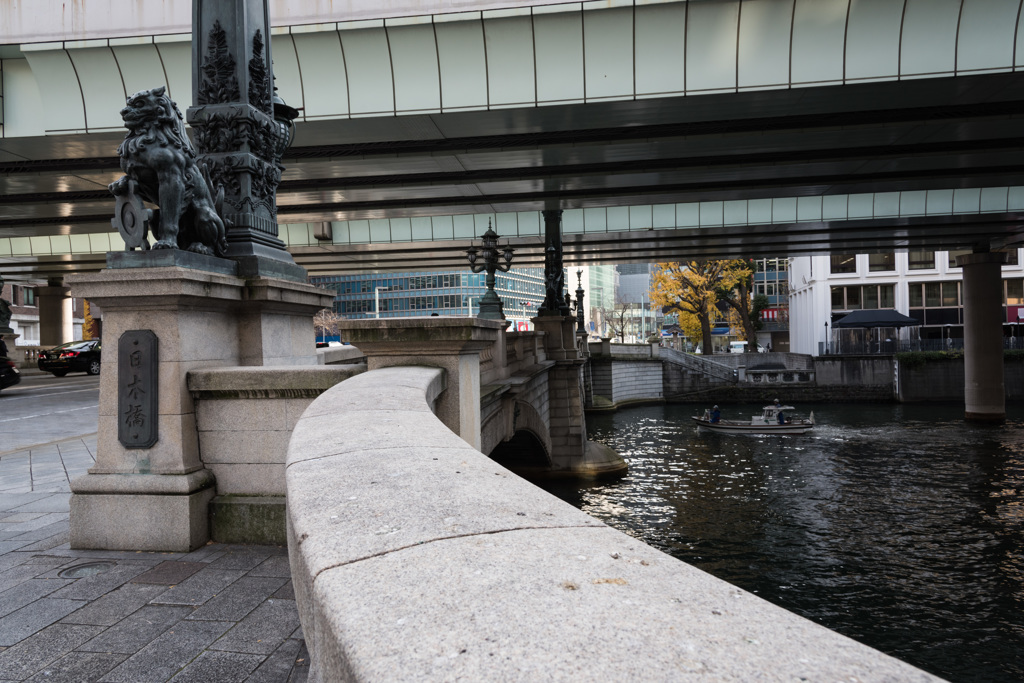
[538,209,572,317]
[186,0,303,278]
[574,269,586,334]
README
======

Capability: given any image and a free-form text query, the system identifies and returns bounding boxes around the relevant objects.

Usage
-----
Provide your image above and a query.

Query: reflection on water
[541,403,1024,683]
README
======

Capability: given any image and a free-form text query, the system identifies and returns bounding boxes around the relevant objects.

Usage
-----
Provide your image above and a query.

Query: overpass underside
[4,0,1024,278]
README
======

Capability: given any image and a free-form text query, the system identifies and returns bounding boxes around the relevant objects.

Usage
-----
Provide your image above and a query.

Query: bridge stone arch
[483,397,553,473]
[488,427,551,473]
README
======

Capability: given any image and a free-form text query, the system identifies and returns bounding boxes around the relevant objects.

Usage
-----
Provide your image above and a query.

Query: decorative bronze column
[574,269,586,334]
[187,0,304,280]
[537,209,572,316]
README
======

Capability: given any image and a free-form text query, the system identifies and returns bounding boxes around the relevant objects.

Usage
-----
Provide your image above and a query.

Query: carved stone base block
[66,264,332,551]
[70,472,215,552]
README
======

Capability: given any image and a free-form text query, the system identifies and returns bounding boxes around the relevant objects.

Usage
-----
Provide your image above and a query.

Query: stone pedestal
[533,315,580,362]
[339,317,504,450]
[958,251,1007,422]
[66,264,332,551]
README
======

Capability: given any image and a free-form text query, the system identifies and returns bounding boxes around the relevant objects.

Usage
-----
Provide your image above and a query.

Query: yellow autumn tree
[82,300,98,340]
[673,309,704,348]
[650,261,747,355]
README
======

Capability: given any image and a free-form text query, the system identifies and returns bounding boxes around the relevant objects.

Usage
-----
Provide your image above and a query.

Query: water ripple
[541,402,1024,683]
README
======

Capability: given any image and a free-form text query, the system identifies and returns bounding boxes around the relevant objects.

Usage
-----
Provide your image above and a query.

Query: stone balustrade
[745,368,815,385]
[285,364,942,682]
[503,330,543,376]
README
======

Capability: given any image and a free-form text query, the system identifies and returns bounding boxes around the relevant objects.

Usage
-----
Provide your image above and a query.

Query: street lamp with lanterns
[465,221,514,321]
[271,85,299,164]
[574,269,586,334]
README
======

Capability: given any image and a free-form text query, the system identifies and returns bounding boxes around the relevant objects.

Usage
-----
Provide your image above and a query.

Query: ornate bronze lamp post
[573,269,586,334]
[466,221,514,321]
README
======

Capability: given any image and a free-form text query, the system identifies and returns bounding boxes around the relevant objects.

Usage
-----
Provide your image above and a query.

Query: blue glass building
[310,268,547,329]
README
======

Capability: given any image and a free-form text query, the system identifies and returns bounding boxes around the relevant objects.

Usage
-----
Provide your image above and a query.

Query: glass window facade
[18,286,36,306]
[751,258,790,334]
[309,268,547,321]
[1006,279,1024,305]
[947,249,971,269]
[831,284,895,311]
[868,252,895,272]
[908,280,964,328]
[908,251,934,270]
[830,254,857,274]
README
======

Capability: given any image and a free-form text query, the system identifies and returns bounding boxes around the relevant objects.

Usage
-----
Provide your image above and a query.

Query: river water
[542,402,1024,682]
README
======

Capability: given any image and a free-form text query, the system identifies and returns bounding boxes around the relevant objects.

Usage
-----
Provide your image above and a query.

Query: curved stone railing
[286,366,941,682]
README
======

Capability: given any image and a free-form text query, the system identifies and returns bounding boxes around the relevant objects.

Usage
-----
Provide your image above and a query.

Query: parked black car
[37,340,101,377]
[0,357,20,391]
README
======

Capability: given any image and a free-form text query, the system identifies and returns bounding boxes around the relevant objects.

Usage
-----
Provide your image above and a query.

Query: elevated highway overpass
[3,0,1024,279]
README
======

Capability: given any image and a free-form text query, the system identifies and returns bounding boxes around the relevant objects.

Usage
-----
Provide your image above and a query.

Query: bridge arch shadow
[488,428,551,472]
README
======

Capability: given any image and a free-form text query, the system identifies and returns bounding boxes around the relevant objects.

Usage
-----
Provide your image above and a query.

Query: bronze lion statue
[109,86,229,256]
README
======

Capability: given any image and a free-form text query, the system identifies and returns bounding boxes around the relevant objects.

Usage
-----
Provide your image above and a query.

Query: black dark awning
[833,309,921,328]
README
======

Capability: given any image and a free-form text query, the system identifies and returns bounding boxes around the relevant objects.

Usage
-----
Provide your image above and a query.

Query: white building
[789,249,1024,356]
[615,264,658,342]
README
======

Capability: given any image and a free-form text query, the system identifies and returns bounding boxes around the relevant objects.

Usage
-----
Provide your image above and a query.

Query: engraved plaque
[118,330,159,449]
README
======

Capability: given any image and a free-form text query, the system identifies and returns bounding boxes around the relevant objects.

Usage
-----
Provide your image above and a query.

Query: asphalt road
[0,372,100,454]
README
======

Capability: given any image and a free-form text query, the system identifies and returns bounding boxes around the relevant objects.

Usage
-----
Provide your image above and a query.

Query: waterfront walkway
[0,433,307,682]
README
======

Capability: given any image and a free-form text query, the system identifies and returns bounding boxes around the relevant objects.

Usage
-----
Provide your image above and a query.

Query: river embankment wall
[588,355,664,408]
[285,364,942,682]
[897,355,1024,401]
[588,345,1024,406]
[587,345,896,408]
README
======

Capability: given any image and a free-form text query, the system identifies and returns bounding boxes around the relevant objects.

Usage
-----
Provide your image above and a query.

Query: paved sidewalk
[0,436,309,682]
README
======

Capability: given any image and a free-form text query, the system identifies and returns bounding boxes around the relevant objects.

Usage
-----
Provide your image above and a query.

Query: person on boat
[710,405,721,423]
[777,410,786,425]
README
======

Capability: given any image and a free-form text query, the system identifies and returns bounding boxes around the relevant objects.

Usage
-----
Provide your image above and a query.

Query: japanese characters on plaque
[117,330,159,449]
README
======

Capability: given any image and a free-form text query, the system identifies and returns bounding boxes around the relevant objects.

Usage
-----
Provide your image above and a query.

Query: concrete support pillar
[37,276,73,346]
[958,251,1007,422]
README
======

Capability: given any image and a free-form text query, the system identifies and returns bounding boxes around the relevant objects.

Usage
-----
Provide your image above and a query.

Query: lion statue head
[118,86,192,158]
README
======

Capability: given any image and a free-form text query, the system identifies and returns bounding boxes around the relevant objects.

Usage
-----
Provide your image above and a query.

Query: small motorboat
[692,404,815,435]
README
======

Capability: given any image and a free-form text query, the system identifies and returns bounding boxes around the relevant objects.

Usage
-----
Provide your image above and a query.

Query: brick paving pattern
[0,436,309,682]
